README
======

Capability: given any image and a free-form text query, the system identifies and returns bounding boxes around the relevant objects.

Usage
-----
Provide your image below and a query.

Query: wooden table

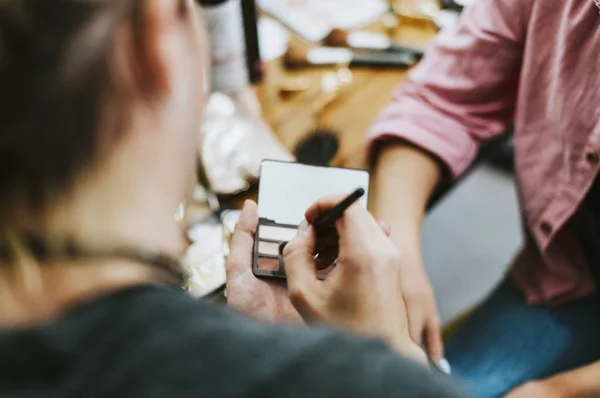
[193,20,439,213]
[256,22,437,170]
[185,21,439,297]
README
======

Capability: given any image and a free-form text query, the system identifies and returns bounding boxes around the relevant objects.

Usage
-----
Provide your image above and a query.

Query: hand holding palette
[253,160,369,279]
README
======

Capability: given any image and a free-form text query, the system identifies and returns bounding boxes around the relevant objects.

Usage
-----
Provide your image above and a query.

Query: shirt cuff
[366,105,480,179]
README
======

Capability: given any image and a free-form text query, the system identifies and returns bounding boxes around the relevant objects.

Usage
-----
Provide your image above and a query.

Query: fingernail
[438,359,451,375]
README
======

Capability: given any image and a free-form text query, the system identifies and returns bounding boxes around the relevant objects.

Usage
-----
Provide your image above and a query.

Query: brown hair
[0,0,145,226]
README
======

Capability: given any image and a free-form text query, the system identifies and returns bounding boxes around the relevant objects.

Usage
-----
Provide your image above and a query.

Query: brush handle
[350,51,416,68]
[387,44,425,60]
[314,188,365,229]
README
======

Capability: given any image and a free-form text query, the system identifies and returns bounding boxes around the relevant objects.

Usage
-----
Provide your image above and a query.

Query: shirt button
[540,221,553,236]
[585,151,599,165]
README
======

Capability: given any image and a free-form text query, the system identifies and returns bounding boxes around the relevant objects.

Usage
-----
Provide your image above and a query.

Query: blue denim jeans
[445,278,600,398]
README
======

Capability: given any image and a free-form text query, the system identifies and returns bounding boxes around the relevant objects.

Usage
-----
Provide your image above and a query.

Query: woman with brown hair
[0,1,464,396]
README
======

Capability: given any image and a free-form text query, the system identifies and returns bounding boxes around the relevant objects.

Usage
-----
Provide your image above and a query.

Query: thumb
[283,221,320,316]
[226,200,258,281]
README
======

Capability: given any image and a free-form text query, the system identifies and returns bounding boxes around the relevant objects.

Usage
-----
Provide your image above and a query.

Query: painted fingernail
[438,359,451,375]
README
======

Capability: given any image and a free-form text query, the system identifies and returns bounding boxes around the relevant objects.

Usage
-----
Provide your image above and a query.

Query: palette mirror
[253,160,370,278]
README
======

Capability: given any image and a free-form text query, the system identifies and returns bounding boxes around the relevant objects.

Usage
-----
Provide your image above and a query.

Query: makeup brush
[302,187,367,274]
[293,128,340,167]
[313,188,366,229]
[324,28,425,60]
[284,44,416,70]
[292,68,349,167]
[273,187,365,271]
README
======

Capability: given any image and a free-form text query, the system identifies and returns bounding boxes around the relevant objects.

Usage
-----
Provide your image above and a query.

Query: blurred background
[186,0,521,324]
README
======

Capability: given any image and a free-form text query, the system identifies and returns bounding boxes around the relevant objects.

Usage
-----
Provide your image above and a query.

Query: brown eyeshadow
[258,256,280,271]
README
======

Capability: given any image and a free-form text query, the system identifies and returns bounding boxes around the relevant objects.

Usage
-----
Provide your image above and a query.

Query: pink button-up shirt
[367,0,600,304]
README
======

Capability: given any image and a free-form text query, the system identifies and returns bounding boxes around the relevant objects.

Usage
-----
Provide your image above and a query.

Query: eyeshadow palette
[253,218,297,277]
[253,160,370,278]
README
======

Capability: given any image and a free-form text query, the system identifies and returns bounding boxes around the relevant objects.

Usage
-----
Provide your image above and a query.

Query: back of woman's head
[0,0,206,229]
[0,1,130,222]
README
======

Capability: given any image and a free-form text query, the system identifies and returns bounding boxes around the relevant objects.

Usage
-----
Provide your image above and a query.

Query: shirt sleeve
[366,0,531,178]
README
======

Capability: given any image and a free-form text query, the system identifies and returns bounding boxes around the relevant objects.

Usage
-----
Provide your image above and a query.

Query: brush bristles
[284,45,309,69]
[294,128,340,166]
[324,28,349,47]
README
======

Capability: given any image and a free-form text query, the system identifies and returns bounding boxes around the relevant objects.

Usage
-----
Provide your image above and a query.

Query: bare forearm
[370,141,442,248]
[369,141,447,360]
[510,361,600,397]
[551,361,600,398]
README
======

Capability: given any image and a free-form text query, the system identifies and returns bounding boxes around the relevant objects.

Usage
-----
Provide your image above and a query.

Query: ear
[129,0,191,98]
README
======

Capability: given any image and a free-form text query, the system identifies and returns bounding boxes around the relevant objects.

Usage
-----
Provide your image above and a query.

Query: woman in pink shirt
[369,0,600,396]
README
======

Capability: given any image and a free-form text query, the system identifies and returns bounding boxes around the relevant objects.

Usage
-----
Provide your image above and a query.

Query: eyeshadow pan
[258,241,280,256]
[259,225,297,241]
[257,256,280,271]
